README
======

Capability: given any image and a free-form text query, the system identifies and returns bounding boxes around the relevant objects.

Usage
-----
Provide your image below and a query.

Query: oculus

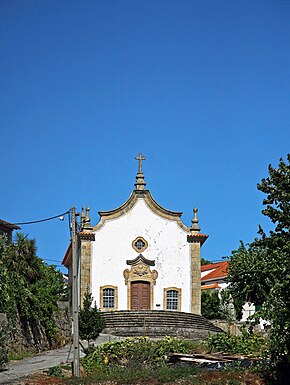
[132,236,148,253]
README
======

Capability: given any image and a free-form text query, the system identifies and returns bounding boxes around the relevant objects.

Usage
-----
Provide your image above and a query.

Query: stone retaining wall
[1,301,71,353]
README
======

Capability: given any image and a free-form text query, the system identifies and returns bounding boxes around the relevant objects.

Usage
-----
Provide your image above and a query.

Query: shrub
[82,336,187,373]
[79,291,106,347]
[208,326,266,355]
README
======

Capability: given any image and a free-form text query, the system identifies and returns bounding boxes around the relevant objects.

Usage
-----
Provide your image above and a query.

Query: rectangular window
[166,290,178,310]
[103,288,115,308]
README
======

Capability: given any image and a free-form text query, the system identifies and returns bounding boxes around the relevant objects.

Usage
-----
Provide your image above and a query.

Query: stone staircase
[101,310,222,340]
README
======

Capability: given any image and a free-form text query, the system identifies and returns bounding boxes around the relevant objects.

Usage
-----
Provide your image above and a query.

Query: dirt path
[0,334,123,384]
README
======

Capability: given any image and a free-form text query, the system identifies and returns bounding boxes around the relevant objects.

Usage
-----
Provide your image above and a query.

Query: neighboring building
[201,261,229,291]
[201,260,257,323]
[0,219,20,243]
[63,154,208,315]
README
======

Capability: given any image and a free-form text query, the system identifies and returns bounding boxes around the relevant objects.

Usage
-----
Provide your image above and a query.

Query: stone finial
[190,208,201,233]
[80,207,86,228]
[134,153,147,190]
[83,207,93,231]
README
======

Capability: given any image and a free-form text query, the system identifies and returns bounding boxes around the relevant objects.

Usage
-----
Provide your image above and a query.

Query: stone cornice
[126,254,155,266]
[78,231,95,241]
[187,233,208,246]
[94,190,190,232]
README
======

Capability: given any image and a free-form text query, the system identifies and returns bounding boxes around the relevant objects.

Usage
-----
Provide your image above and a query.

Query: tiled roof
[187,233,208,246]
[201,283,221,290]
[201,261,228,281]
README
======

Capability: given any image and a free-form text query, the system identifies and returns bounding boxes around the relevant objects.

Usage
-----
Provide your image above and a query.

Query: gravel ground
[0,334,124,385]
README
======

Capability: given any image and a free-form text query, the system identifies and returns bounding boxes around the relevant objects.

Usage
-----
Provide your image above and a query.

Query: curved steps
[101,310,222,340]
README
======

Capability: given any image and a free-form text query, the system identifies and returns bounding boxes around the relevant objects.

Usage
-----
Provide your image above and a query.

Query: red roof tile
[201,261,228,281]
[201,283,221,290]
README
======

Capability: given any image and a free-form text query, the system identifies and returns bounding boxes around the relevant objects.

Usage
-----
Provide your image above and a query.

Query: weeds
[8,349,33,361]
[82,336,188,373]
[68,365,201,384]
[47,365,64,377]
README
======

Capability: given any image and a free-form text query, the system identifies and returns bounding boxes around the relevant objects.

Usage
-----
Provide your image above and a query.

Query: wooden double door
[131,281,150,310]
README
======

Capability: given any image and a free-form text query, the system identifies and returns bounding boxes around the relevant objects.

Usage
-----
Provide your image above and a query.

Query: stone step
[100,310,222,339]
[102,316,218,328]
[102,318,218,329]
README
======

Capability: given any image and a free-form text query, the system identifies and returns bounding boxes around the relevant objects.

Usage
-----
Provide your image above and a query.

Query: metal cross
[135,153,146,173]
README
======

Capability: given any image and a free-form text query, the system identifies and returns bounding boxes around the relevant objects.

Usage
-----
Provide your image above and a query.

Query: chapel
[62,154,208,315]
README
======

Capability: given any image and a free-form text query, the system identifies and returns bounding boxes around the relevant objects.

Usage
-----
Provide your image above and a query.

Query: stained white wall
[91,198,192,312]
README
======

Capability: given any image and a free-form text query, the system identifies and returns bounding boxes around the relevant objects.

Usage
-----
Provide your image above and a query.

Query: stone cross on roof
[135,153,146,173]
[134,153,147,191]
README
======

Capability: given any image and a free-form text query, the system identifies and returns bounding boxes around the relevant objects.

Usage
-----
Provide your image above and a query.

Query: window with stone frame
[164,288,181,311]
[100,286,118,310]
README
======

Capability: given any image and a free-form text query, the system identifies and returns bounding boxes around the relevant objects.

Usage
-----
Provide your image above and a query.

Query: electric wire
[14,211,70,225]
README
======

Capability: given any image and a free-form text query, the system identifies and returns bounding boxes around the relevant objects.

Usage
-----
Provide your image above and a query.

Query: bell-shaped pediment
[123,254,158,286]
[126,254,155,266]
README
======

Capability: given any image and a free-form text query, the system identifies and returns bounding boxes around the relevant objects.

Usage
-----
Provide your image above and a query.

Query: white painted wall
[201,269,215,278]
[91,198,192,312]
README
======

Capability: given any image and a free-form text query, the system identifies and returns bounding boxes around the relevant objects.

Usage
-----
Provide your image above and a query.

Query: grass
[8,349,33,361]
[60,366,266,385]
[66,365,202,384]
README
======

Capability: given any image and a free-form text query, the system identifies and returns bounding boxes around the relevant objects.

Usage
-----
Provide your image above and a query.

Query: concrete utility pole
[71,207,80,377]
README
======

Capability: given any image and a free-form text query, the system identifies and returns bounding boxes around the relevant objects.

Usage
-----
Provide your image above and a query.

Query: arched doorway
[131,281,150,310]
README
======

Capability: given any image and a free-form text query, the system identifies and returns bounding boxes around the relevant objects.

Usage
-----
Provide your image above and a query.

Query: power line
[14,211,70,225]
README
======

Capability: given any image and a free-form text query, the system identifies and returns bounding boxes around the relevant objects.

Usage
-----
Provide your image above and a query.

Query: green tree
[201,290,221,319]
[200,257,212,266]
[201,289,231,320]
[0,233,67,346]
[228,155,290,371]
[79,291,106,347]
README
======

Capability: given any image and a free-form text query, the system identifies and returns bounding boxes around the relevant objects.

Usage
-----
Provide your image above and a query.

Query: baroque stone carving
[132,265,148,276]
[123,262,158,285]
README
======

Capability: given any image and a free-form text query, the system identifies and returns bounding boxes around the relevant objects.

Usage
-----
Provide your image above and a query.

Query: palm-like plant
[6,233,43,282]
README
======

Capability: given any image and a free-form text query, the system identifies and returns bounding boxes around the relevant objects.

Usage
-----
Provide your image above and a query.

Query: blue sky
[1,0,290,272]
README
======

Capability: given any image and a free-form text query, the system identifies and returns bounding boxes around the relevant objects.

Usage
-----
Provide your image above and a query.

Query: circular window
[132,236,148,253]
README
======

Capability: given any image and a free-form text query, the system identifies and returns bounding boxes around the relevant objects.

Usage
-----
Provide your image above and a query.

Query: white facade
[91,197,192,312]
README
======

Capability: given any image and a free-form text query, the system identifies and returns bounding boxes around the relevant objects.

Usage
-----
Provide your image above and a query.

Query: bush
[79,291,106,347]
[208,327,266,355]
[0,323,8,369]
[82,336,187,373]
[202,290,222,319]
[201,289,232,320]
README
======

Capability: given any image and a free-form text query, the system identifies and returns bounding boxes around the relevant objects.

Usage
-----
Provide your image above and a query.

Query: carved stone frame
[132,236,148,253]
[123,258,158,310]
